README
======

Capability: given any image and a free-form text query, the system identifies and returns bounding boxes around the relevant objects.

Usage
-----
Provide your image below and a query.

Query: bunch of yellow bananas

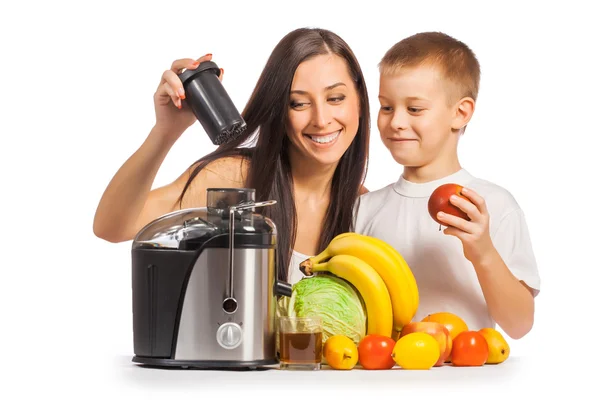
[299,232,419,339]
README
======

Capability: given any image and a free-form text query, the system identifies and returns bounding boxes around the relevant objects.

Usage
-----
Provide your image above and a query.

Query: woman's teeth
[309,130,341,144]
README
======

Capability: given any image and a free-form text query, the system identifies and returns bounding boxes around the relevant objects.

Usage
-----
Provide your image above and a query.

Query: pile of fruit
[323,312,510,370]
[299,232,419,339]
[297,231,511,370]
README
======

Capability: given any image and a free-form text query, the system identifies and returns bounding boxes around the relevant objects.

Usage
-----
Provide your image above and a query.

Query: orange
[421,312,469,340]
[323,335,358,370]
[421,312,469,362]
[391,332,440,370]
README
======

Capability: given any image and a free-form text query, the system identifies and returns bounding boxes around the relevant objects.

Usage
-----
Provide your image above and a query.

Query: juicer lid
[132,208,218,250]
[131,189,277,251]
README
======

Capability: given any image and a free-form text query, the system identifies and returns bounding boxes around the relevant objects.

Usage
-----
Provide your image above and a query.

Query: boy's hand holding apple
[428,183,496,266]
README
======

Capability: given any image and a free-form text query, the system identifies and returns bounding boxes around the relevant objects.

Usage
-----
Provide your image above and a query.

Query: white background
[2,0,598,398]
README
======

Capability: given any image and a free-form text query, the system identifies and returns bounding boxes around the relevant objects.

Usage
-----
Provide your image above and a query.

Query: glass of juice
[278,316,323,370]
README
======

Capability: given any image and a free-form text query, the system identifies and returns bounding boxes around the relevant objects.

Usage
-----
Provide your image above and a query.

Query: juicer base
[132,356,278,370]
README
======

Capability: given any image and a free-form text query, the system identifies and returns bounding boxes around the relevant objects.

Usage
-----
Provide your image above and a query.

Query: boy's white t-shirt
[352,168,541,331]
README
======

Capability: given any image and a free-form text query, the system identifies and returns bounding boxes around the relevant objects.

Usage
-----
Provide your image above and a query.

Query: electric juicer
[130,188,292,368]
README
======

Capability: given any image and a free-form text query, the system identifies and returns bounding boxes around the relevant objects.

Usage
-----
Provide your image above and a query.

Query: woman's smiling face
[286,53,361,167]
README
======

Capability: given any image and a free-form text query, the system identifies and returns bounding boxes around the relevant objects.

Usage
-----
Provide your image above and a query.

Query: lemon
[324,335,358,370]
[392,332,440,370]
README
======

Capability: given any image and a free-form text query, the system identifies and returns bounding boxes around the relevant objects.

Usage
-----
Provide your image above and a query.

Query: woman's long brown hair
[178,27,370,282]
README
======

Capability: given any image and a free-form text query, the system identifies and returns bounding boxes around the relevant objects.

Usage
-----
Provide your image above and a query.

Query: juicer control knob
[216,322,243,350]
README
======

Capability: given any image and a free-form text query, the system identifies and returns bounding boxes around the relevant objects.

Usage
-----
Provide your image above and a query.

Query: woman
[93,27,370,284]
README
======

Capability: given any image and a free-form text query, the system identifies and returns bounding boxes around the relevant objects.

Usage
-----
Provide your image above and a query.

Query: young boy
[353,32,540,339]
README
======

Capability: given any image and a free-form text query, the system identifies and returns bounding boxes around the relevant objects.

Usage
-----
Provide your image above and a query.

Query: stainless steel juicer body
[130,188,292,369]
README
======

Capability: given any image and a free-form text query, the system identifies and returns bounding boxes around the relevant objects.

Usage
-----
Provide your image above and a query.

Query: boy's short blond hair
[379,32,481,105]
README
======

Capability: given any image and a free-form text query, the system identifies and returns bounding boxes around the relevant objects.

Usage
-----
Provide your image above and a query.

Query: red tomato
[357,334,396,370]
[451,331,489,366]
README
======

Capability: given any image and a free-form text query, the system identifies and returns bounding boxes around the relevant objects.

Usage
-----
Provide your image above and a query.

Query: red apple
[399,322,452,367]
[428,183,472,226]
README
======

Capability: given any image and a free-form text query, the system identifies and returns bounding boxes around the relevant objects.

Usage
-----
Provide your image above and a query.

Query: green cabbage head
[277,273,366,345]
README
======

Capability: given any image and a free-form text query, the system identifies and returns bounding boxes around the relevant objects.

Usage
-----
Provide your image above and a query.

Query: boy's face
[377,65,462,169]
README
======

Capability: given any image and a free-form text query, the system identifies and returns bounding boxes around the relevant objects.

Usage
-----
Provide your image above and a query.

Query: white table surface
[107,353,579,399]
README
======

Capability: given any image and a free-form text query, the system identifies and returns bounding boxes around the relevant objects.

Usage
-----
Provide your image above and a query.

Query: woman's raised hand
[152,53,224,141]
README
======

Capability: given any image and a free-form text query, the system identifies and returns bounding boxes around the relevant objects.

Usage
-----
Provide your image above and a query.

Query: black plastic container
[178,61,247,145]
